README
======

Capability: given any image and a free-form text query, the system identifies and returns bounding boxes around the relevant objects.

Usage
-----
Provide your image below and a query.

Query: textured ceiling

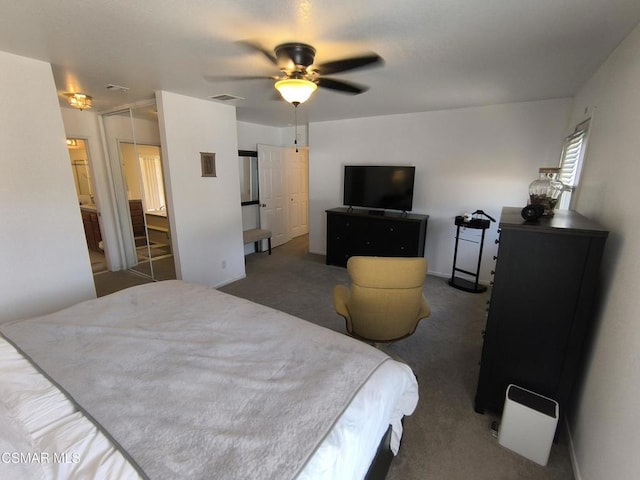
[1,0,639,126]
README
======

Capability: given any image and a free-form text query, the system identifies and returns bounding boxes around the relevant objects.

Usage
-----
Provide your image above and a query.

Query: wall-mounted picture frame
[201,152,216,177]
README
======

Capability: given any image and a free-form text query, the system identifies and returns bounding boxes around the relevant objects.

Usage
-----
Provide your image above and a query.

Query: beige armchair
[333,256,431,343]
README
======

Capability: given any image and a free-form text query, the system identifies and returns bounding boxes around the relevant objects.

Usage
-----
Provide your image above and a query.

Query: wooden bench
[242,229,272,255]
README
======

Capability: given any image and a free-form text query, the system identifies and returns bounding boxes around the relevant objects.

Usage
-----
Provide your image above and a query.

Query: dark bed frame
[365,425,395,480]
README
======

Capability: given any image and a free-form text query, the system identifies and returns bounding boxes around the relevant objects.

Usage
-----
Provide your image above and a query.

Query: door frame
[257,144,309,251]
[258,144,290,249]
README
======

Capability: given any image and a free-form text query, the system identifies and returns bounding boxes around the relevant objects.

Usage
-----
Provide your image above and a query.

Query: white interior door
[258,144,289,249]
[287,147,309,238]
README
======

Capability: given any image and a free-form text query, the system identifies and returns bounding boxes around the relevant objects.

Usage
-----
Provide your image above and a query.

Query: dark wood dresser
[474,207,608,424]
[325,207,428,267]
[81,208,102,252]
[129,199,146,238]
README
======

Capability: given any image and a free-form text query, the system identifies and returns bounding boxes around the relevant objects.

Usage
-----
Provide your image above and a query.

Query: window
[557,119,590,210]
[139,155,166,213]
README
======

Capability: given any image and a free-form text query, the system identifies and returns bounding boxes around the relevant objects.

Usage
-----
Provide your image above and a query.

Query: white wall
[0,51,95,322]
[157,91,245,287]
[236,121,308,151]
[564,23,640,480]
[237,120,282,150]
[308,99,572,281]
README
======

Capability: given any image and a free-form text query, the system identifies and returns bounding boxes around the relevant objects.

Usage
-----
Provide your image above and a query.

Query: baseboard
[565,417,582,480]
[428,271,449,279]
[429,269,493,286]
[214,273,247,288]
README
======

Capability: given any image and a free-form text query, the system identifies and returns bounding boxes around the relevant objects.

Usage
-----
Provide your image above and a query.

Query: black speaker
[521,204,544,222]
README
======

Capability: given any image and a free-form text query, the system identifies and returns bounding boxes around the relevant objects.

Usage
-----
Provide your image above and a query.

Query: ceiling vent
[106,84,130,92]
[210,94,244,102]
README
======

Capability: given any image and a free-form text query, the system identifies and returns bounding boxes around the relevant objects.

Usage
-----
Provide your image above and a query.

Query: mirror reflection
[68,138,108,273]
[239,150,259,204]
[68,138,93,204]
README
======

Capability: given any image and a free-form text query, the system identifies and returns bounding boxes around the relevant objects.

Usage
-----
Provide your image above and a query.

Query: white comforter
[0,281,418,479]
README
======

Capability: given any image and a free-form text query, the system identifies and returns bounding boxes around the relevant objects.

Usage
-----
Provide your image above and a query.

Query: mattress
[0,280,419,479]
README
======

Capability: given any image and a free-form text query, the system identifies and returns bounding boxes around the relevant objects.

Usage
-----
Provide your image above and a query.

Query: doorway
[67,137,108,274]
[256,144,309,250]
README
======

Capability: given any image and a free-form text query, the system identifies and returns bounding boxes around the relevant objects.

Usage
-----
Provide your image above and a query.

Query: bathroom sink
[80,203,98,212]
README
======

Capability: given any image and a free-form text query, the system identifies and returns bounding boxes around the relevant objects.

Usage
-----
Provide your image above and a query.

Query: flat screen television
[343,165,416,212]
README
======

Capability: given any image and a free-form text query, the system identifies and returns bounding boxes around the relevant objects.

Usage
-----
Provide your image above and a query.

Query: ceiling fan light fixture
[274,79,317,105]
[65,92,93,111]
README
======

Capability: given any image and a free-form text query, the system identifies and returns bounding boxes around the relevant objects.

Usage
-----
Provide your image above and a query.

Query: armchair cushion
[333,256,430,343]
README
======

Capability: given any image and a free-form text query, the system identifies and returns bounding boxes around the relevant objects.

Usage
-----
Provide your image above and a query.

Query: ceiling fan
[221,41,384,105]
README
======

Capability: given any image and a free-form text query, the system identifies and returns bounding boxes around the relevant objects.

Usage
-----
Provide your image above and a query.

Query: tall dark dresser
[474,207,608,423]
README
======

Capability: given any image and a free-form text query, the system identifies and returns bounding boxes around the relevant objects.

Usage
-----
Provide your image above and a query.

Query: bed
[0,280,418,479]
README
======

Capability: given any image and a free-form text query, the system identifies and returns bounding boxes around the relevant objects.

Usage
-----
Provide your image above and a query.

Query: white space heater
[498,384,559,466]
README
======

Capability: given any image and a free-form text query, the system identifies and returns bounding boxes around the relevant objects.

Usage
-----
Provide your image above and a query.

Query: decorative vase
[528,167,564,216]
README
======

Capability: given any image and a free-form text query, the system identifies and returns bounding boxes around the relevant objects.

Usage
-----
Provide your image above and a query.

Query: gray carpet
[219,235,575,480]
[93,269,152,297]
[93,257,176,297]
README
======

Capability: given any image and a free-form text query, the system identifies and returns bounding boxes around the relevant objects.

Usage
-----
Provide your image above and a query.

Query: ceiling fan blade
[204,74,278,83]
[315,54,383,75]
[236,40,278,65]
[316,77,369,94]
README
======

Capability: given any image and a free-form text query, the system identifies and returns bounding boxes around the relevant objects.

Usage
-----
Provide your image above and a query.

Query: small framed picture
[201,152,216,177]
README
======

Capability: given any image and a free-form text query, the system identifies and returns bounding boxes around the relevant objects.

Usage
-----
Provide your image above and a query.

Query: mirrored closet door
[101,103,175,281]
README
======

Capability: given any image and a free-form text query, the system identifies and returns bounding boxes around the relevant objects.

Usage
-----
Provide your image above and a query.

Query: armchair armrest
[333,284,351,320]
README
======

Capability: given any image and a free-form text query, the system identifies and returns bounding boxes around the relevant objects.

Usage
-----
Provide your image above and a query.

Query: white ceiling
[1,0,639,127]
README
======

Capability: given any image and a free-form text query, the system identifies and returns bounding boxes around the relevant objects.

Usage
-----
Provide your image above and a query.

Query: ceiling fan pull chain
[294,103,299,152]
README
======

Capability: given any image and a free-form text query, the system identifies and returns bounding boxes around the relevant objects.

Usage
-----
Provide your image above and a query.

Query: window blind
[557,120,589,209]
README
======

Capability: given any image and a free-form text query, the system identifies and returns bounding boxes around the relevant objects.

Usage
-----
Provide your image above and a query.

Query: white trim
[566,417,583,480]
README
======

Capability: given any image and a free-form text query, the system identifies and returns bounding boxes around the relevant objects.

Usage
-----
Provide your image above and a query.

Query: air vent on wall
[210,94,244,102]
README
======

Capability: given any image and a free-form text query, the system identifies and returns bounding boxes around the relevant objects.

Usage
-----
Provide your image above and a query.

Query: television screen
[344,165,415,212]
